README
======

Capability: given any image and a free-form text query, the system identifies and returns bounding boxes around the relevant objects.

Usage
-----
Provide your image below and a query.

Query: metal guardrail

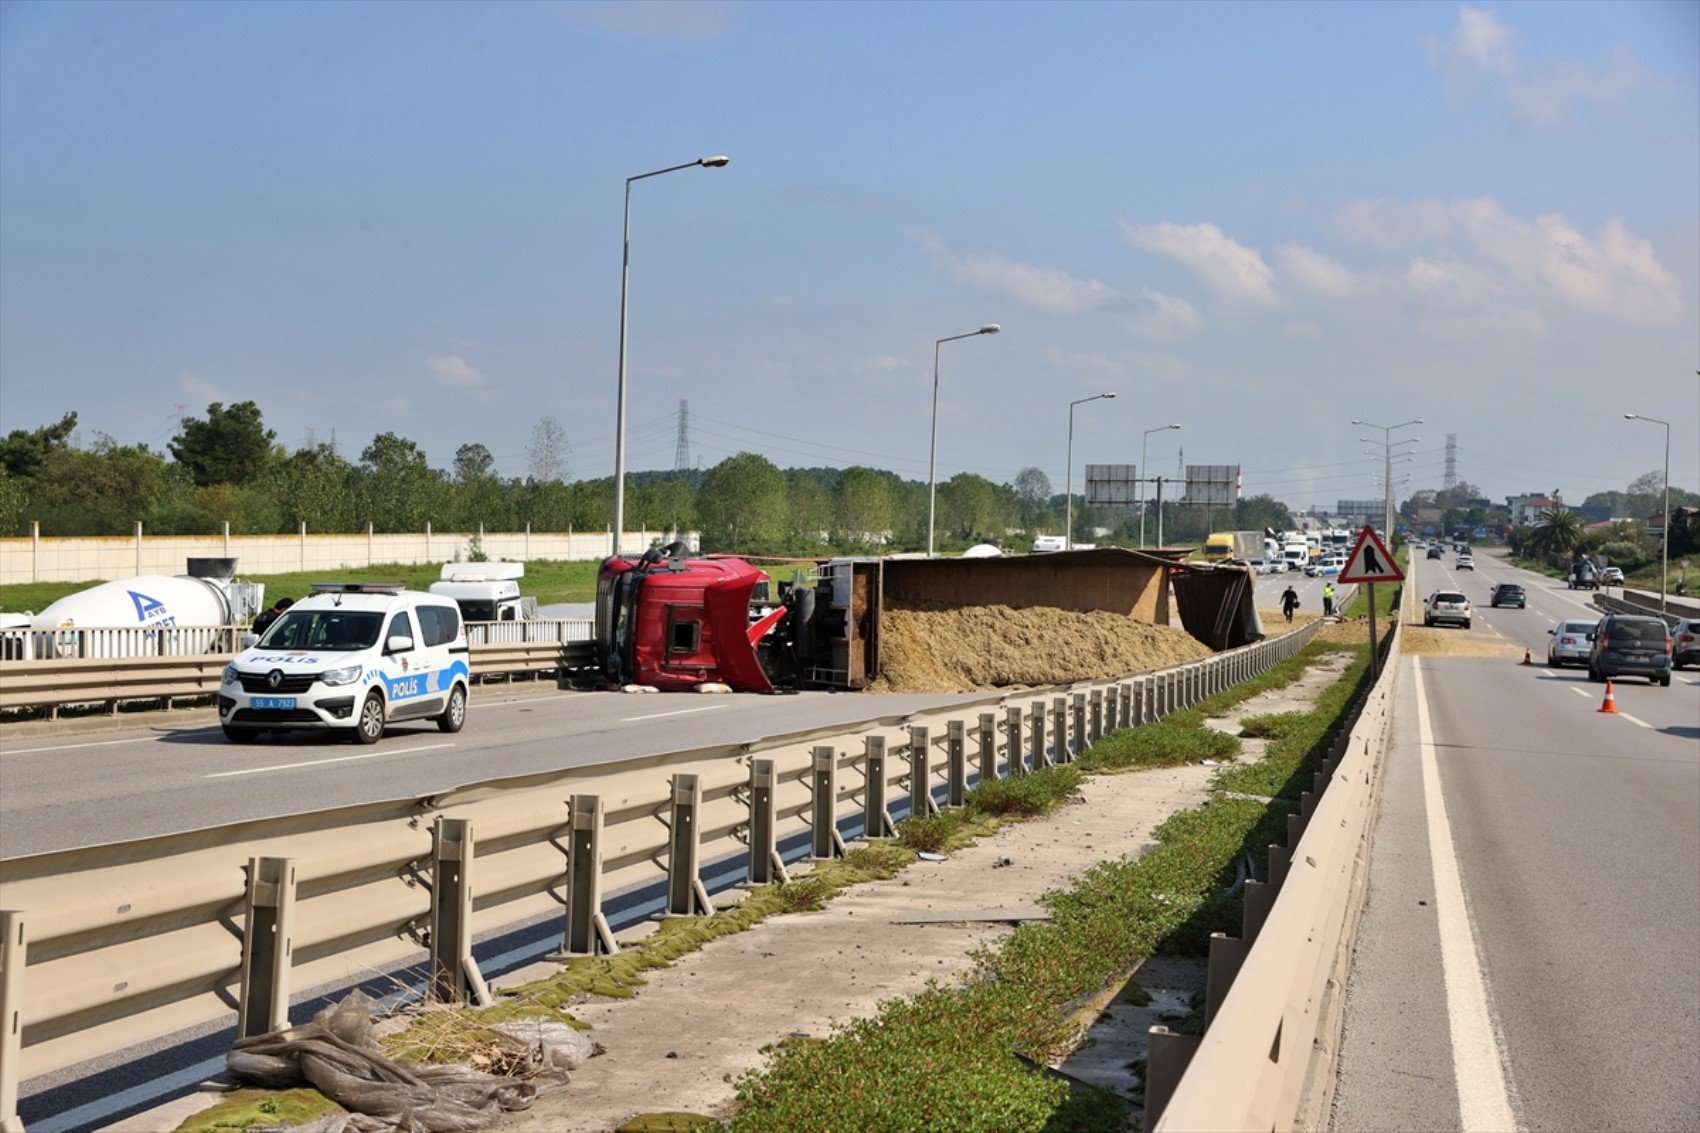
[0,619,592,663]
[1151,610,1401,1130]
[1593,589,1696,628]
[0,622,1323,1126]
[0,622,594,714]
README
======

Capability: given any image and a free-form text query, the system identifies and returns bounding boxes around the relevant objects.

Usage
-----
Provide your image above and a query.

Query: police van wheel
[354,694,386,745]
[222,725,259,744]
[437,685,467,734]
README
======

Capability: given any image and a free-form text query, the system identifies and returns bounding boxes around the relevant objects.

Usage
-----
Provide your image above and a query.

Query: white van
[1031,535,1068,553]
[1282,543,1309,571]
[218,583,470,744]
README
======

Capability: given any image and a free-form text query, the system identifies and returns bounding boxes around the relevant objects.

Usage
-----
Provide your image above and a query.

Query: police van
[219,583,470,744]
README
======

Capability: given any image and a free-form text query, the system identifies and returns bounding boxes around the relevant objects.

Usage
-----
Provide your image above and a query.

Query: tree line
[0,404,1293,555]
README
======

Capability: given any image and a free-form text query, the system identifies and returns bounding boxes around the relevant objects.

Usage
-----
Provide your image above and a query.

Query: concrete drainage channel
[3,624,1324,1132]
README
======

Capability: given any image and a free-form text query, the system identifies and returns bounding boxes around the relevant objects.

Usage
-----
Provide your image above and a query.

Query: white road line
[1617,712,1654,729]
[1571,687,1592,698]
[204,742,456,778]
[622,704,729,723]
[1414,660,1519,1131]
[0,736,160,756]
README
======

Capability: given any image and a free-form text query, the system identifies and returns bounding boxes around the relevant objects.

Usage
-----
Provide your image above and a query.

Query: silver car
[1547,619,1597,668]
[1423,589,1472,629]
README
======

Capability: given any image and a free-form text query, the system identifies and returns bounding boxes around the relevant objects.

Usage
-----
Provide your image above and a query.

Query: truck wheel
[354,693,386,745]
[437,684,467,733]
[222,725,259,743]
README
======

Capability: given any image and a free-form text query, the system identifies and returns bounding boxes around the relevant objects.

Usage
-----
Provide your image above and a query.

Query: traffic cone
[1598,680,1619,715]
[1522,648,1532,666]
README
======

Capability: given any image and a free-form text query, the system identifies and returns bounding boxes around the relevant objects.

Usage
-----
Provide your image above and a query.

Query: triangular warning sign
[1338,525,1404,584]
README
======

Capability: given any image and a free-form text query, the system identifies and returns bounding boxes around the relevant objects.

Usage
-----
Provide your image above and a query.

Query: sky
[2,0,1696,514]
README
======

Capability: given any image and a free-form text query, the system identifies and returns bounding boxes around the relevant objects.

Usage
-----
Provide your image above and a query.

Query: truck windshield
[456,600,497,621]
[259,611,383,652]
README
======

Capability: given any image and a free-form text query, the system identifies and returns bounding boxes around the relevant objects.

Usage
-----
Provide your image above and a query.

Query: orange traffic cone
[1598,680,1619,715]
[1522,648,1532,666]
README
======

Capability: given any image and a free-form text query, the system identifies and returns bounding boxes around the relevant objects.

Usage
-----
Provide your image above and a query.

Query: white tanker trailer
[22,558,266,659]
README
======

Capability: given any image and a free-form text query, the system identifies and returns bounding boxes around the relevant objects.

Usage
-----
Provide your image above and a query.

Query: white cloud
[910,228,1118,314]
[1274,242,1370,298]
[179,372,225,403]
[850,354,906,376]
[1428,6,1651,126]
[1283,323,1325,343]
[1404,253,1506,309]
[425,355,487,389]
[1331,198,1453,251]
[1450,198,1683,325]
[1119,220,1278,306]
[1127,288,1203,339]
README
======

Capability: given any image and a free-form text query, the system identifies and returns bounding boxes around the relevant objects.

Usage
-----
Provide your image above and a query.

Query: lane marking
[1413,660,1519,1131]
[1617,712,1654,730]
[622,704,729,723]
[204,742,456,778]
[1,736,169,756]
[1570,688,1591,698]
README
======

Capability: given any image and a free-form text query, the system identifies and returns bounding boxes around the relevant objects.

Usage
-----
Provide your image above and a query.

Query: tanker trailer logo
[127,590,176,627]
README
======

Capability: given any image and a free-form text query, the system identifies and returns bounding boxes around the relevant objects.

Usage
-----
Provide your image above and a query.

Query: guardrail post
[1130,678,1145,727]
[1269,842,1292,891]
[1205,932,1250,1025]
[946,720,969,806]
[1070,693,1085,761]
[0,911,25,1133]
[907,726,938,819]
[1243,878,1275,941]
[429,818,489,1006]
[746,762,789,889]
[1145,1026,1201,1130]
[997,708,1017,779]
[1052,697,1068,763]
[863,736,895,839]
[979,712,1000,782]
[238,856,296,1039]
[1088,689,1103,746]
[811,746,848,860]
[663,768,710,918]
[554,794,618,957]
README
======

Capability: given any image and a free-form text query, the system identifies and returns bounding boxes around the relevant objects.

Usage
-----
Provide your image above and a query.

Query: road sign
[1338,525,1404,584]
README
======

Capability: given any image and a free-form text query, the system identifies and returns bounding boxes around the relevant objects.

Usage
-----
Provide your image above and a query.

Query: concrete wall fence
[0,524,699,587]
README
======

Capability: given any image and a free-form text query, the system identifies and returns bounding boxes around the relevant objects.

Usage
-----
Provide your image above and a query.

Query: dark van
[1588,615,1673,686]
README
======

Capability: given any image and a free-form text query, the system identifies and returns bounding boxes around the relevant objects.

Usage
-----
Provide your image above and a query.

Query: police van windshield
[259,610,384,652]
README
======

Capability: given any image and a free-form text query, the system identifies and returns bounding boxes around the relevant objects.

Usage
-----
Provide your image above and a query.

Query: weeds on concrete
[1214,645,1371,802]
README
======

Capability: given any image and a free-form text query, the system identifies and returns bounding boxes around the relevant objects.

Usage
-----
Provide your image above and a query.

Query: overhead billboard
[1183,464,1239,506]
[1085,464,1138,506]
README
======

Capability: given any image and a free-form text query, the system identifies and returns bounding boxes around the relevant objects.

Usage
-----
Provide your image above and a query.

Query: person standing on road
[1322,582,1335,618]
[251,597,293,637]
[1281,585,1299,623]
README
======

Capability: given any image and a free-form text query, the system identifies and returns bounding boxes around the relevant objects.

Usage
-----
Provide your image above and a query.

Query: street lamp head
[1103,392,1117,399]
[1168,423,1181,430]
[699,155,731,168]
[979,324,1001,335]
[1350,419,1363,426]
[1624,413,1639,420]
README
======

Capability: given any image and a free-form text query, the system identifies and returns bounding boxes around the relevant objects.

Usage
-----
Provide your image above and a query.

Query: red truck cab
[596,546,776,692]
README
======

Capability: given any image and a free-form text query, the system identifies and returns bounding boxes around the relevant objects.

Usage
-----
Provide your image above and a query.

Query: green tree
[937,472,998,543]
[30,434,173,534]
[697,453,786,553]
[169,401,276,487]
[0,466,27,535]
[786,470,833,552]
[1234,493,1292,534]
[277,443,359,531]
[835,466,894,548]
[1012,467,1053,531]
[1528,508,1586,562]
[0,411,78,479]
[357,432,442,531]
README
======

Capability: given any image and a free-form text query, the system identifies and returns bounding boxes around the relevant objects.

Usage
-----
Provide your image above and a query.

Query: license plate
[253,697,297,710]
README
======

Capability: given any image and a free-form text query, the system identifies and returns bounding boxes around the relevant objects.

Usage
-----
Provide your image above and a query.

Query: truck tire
[437,684,467,733]
[354,693,386,745]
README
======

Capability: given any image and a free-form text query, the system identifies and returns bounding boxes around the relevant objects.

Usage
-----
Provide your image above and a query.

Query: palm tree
[1529,508,1586,562]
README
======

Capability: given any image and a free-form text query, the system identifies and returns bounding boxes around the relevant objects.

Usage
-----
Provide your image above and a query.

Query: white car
[1547,619,1598,668]
[1423,589,1472,629]
[219,583,470,743]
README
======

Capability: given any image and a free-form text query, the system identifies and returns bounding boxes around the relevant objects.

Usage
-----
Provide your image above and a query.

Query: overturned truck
[565,542,1262,693]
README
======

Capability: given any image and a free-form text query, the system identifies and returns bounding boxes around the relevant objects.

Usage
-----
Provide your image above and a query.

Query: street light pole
[1066,393,1116,550]
[1139,423,1181,549]
[927,324,1000,557]
[612,155,730,557]
[1352,417,1422,538]
[1625,413,1672,612]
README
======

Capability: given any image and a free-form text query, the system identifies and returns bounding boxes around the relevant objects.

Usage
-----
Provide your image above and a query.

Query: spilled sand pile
[869,601,1213,692]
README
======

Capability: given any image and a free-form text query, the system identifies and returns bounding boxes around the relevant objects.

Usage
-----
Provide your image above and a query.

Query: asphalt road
[0,688,992,858]
[1334,551,1700,1132]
